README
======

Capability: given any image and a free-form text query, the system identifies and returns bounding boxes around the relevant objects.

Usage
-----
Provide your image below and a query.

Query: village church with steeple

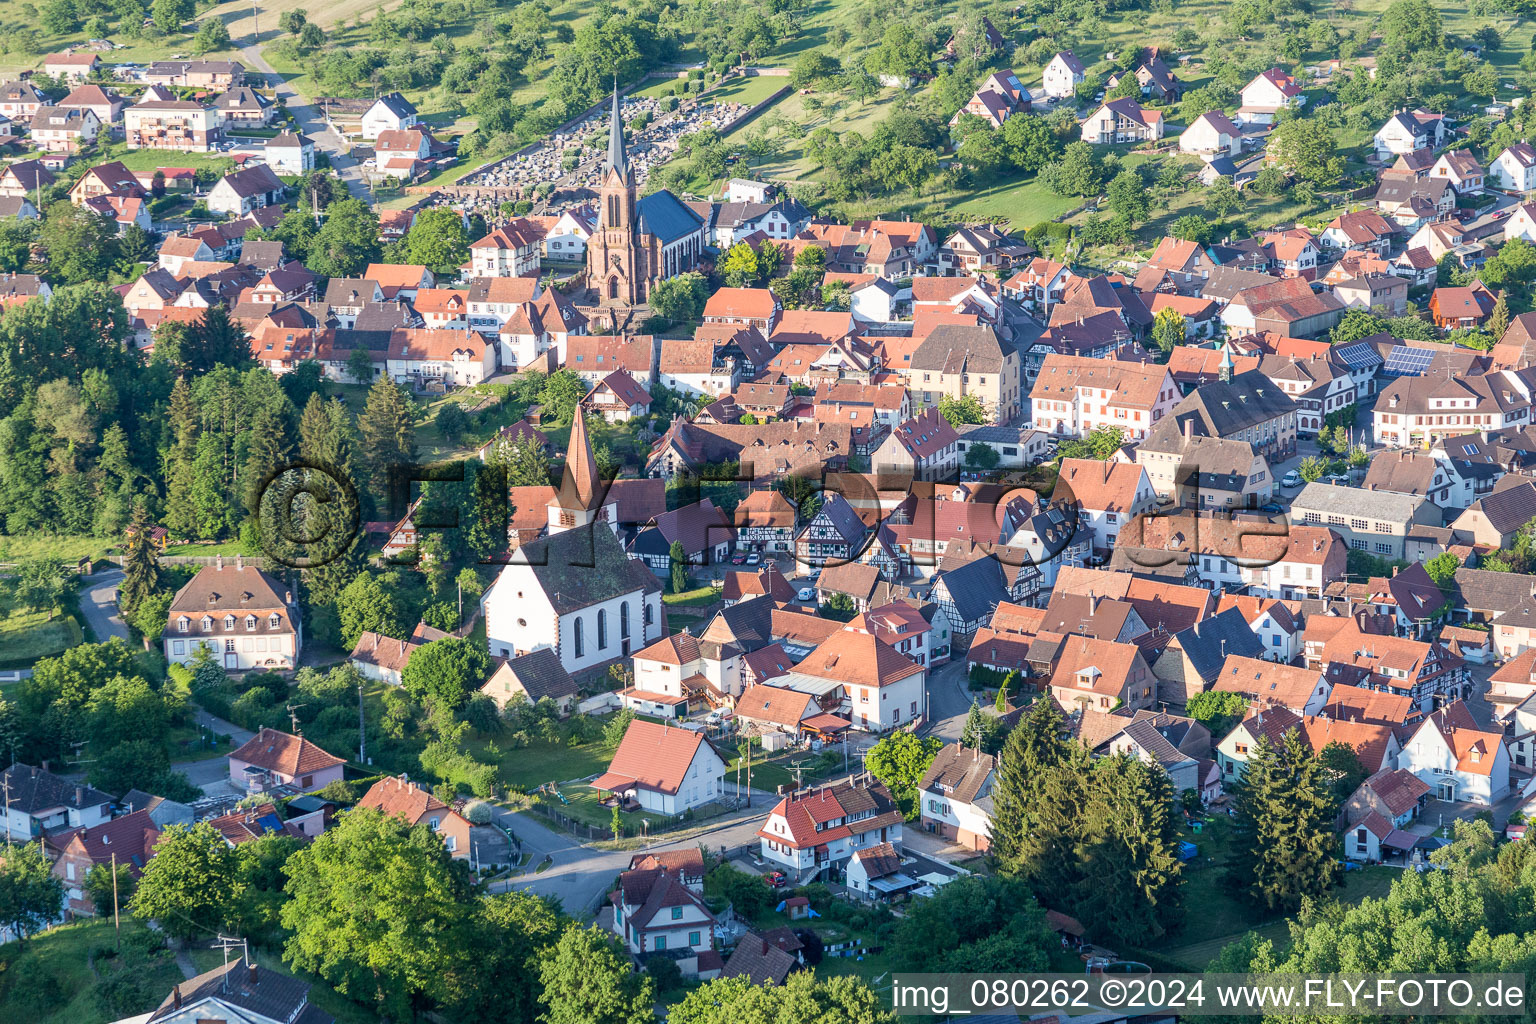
[586,84,707,308]
[481,409,664,672]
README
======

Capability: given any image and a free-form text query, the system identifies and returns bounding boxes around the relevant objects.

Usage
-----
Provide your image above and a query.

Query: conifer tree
[163,376,201,538]
[242,404,291,515]
[294,393,365,603]
[1074,756,1185,942]
[1226,729,1342,911]
[358,376,417,499]
[118,500,162,618]
[989,695,1068,872]
[1489,290,1510,341]
[961,700,985,748]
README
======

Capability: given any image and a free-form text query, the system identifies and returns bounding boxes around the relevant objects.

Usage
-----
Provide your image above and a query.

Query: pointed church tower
[1218,340,1235,383]
[548,408,618,534]
[589,80,643,308]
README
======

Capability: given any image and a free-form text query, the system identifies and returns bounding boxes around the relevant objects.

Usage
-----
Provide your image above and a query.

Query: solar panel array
[1382,345,1436,377]
[1333,341,1380,372]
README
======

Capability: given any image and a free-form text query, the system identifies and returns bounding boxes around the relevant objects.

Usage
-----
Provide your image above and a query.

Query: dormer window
[223,615,234,630]
[268,614,281,628]
[200,616,212,631]
[177,617,188,633]
[245,615,257,631]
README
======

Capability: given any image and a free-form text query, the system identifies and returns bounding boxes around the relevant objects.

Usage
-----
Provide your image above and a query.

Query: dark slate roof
[497,647,579,701]
[1,763,113,813]
[1168,368,1297,437]
[371,91,416,118]
[505,522,661,614]
[910,323,1010,374]
[1172,607,1262,684]
[1469,480,1536,534]
[637,190,704,244]
[812,493,869,545]
[709,594,775,653]
[149,959,331,1024]
[1452,567,1535,616]
[938,556,1010,622]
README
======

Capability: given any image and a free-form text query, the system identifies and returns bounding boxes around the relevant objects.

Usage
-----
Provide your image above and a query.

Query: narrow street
[236,42,370,202]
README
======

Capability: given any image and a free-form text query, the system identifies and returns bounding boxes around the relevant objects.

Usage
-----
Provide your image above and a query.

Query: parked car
[796,586,815,602]
[731,552,747,565]
[1281,470,1302,487]
[746,552,761,565]
[764,871,787,887]
[1259,502,1285,515]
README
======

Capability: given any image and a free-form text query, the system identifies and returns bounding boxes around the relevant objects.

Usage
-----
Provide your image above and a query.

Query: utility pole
[110,851,120,951]
[3,774,11,853]
[358,677,366,765]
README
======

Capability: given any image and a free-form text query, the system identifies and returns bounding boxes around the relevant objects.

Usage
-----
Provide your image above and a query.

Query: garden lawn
[0,602,84,669]
[663,584,721,607]
[478,736,614,791]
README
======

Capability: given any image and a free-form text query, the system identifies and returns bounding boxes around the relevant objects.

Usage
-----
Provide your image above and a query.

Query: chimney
[74,786,82,804]
[249,962,258,985]
[172,985,182,1010]
[1183,417,1192,440]
[235,554,244,571]
[215,554,223,570]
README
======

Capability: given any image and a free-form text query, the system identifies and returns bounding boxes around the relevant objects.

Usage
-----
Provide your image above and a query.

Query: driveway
[79,569,129,642]
[925,657,978,743]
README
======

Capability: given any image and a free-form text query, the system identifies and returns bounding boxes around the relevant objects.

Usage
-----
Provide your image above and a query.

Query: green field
[0,919,187,1024]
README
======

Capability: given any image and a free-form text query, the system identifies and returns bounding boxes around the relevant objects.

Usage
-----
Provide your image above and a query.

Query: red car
[764,871,787,888]
[731,552,747,565]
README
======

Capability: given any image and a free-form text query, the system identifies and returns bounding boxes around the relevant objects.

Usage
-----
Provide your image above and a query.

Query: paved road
[925,658,977,743]
[493,796,779,917]
[236,41,370,202]
[79,569,129,642]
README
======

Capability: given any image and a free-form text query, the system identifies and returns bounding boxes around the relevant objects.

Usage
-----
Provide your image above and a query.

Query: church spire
[1218,340,1235,383]
[553,407,603,512]
[606,79,627,180]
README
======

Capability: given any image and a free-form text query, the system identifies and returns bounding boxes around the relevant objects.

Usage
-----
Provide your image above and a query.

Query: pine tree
[1227,729,1342,911]
[187,305,251,372]
[466,461,510,562]
[989,696,1069,873]
[242,404,291,515]
[1490,290,1511,341]
[118,500,162,618]
[1073,756,1185,943]
[358,376,416,500]
[163,376,201,538]
[961,700,985,748]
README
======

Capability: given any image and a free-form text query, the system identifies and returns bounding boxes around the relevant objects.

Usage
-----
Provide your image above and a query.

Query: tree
[938,394,988,427]
[668,539,688,594]
[401,637,492,710]
[336,571,409,648]
[358,376,416,486]
[1170,214,1212,244]
[604,708,636,748]
[1204,177,1242,217]
[86,860,136,915]
[308,199,380,277]
[1331,307,1388,345]
[39,201,119,284]
[1268,118,1344,186]
[1380,0,1443,57]
[1184,690,1250,737]
[282,808,477,1021]
[1226,729,1342,911]
[965,442,1000,471]
[539,369,586,425]
[670,972,893,1024]
[396,207,470,276]
[865,731,942,818]
[1000,113,1062,173]
[279,8,307,34]
[1151,307,1186,354]
[347,345,376,385]
[1298,454,1328,483]
[151,0,192,31]
[1489,290,1511,340]
[193,15,231,53]
[1318,740,1367,803]
[648,272,707,323]
[0,842,63,947]
[298,21,325,48]
[719,242,760,288]
[988,696,1067,873]
[1106,169,1149,224]
[538,923,655,1024]
[130,822,244,940]
[1425,551,1461,590]
[1041,141,1105,197]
